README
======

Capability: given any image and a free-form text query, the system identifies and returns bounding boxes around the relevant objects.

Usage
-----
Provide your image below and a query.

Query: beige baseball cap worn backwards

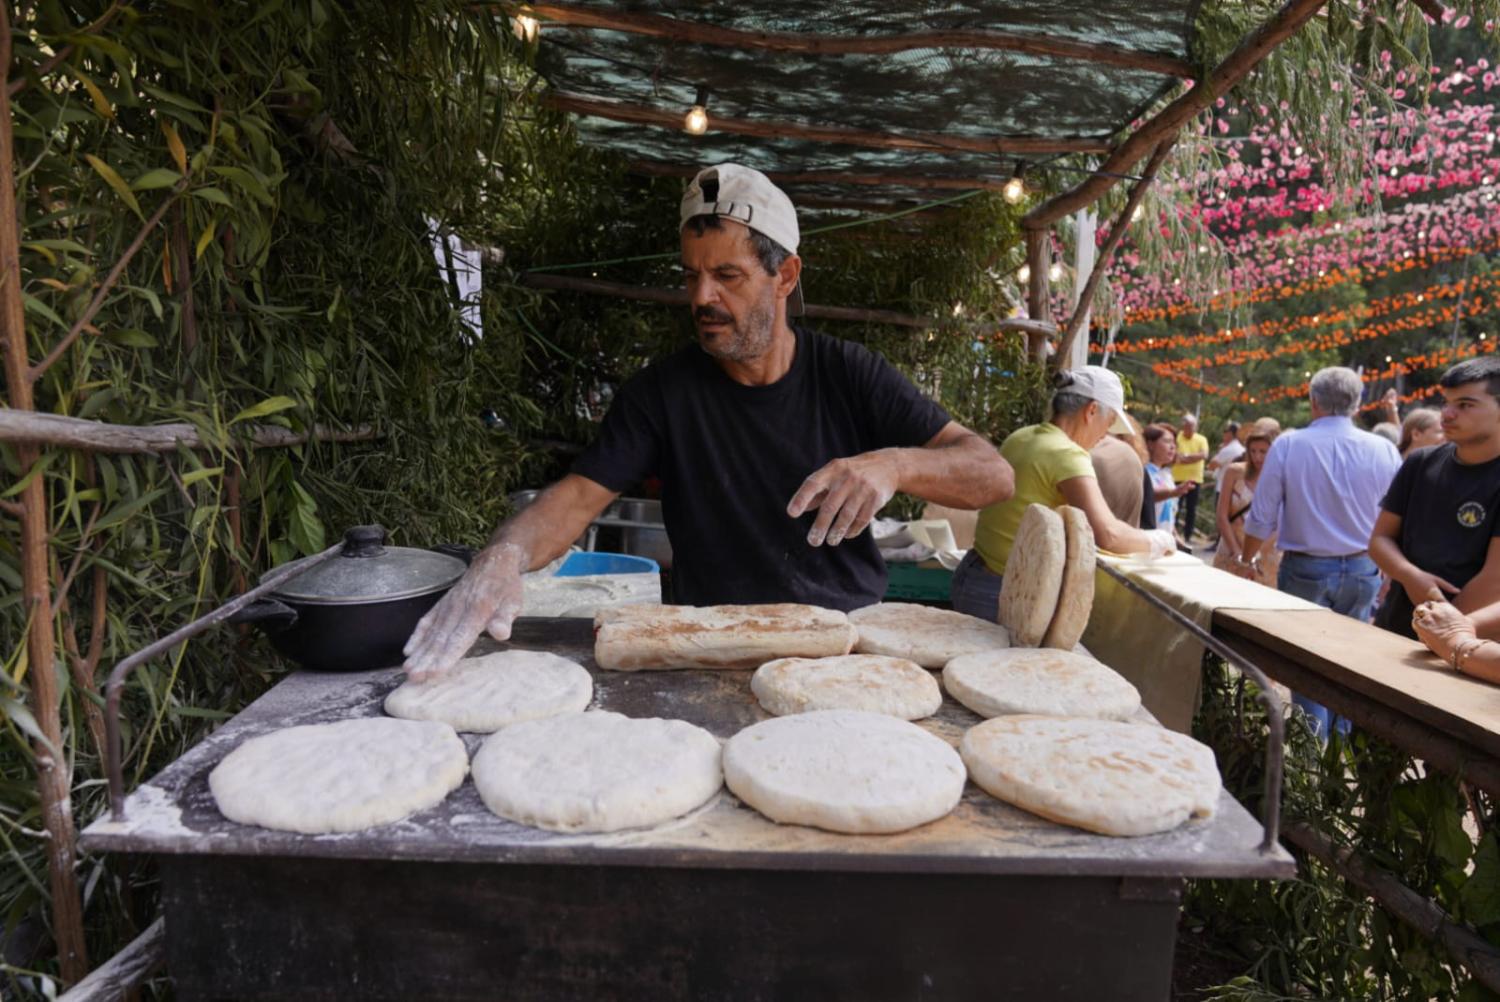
[681,163,805,317]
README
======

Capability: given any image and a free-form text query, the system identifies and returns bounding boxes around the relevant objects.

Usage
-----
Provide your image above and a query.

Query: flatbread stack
[960,715,1221,836]
[997,505,1066,647]
[723,710,966,834]
[751,654,942,719]
[594,603,857,670]
[383,649,593,732]
[998,504,1097,649]
[209,718,468,834]
[848,602,1010,668]
[942,648,1139,720]
[1041,506,1096,650]
[472,711,723,833]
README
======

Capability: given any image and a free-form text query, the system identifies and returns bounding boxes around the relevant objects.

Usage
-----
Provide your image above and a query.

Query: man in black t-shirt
[1372,357,1500,638]
[402,164,1016,679]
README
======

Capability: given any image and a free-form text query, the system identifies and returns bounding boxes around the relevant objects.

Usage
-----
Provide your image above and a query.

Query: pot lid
[270,526,467,605]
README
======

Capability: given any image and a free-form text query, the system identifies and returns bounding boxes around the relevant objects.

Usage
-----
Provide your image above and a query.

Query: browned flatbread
[593,603,856,671]
[1041,505,1096,650]
[997,504,1065,647]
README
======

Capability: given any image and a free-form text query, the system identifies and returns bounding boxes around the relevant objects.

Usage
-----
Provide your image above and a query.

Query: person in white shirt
[1239,367,1402,738]
[1207,422,1245,478]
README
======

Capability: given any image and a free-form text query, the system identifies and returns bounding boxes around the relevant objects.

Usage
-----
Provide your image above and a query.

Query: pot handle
[431,543,478,566]
[227,598,300,633]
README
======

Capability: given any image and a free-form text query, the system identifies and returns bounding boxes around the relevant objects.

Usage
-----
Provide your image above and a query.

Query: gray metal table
[82,618,1292,1001]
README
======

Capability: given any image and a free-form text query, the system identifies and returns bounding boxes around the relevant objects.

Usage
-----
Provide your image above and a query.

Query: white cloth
[1083,550,1320,732]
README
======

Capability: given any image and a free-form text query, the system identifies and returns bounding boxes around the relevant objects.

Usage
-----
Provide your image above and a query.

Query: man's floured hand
[787,453,899,547]
[1144,528,1176,560]
[402,543,526,680]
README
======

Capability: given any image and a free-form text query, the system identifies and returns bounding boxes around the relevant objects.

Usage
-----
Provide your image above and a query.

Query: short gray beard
[699,290,776,363]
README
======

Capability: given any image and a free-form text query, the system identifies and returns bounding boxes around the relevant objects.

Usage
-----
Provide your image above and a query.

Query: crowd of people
[1113,360,1500,726]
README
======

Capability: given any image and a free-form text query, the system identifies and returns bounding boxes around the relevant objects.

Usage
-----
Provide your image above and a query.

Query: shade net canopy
[530,0,1204,208]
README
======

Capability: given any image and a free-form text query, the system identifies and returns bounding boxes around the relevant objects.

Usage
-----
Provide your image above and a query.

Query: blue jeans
[949,550,1003,621]
[1276,551,1381,740]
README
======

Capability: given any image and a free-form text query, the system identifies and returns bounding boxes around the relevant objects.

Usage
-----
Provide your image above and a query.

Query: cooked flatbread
[210,718,467,834]
[942,648,1140,720]
[1041,505,1096,650]
[960,715,1220,836]
[471,711,722,833]
[848,602,1010,668]
[594,603,856,670]
[723,710,965,834]
[998,504,1066,647]
[384,649,592,732]
[751,654,942,719]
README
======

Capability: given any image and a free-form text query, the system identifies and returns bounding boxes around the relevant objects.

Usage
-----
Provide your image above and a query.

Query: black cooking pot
[230,526,473,672]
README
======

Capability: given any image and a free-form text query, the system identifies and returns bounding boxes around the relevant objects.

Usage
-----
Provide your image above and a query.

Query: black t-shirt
[571,325,951,610]
[1375,443,1500,637]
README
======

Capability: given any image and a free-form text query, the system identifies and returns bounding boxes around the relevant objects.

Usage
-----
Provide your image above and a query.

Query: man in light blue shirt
[1239,367,1402,739]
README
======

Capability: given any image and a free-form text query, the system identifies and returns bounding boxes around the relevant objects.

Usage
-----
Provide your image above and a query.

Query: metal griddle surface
[81,618,1294,879]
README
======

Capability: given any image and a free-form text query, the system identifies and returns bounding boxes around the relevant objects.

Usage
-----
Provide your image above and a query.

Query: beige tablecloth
[1081,551,1320,733]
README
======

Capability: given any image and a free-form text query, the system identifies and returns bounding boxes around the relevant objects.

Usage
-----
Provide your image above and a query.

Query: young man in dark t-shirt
[401,164,1016,679]
[1372,357,1500,638]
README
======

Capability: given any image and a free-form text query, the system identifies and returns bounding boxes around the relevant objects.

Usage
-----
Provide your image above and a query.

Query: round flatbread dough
[472,711,722,833]
[998,504,1066,647]
[1041,505,1096,650]
[209,718,467,834]
[942,648,1140,720]
[384,649,592,733]
[723,710,966,834]
[960,715,1221,837]
[751,654,942,719]
[848,602,1010,668]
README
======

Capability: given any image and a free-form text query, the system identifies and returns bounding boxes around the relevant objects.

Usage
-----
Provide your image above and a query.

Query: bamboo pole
[520,271,932,327]
[1024,0,1331,229]
[0,411,381,453]
[1285,823,1500,992]
[545,93,1113,157]
[506,1,1197,78]
[0,6,90,984]
[1050,139,1174,368]
[628,161,1017,193]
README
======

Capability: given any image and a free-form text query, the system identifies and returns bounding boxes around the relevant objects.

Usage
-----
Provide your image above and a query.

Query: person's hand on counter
[1143,528,1176,560]
[1413,586,1478,664]
[402,543,526,680]
[787,453,898,547]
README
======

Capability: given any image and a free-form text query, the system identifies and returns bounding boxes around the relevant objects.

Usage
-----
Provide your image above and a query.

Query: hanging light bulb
[684,88,710,136]
[512,12,540,42]
[1002,162,1026,205]
[1047,261,1063,282]
[1016,264,1031,284]
[1130,204,1145,223]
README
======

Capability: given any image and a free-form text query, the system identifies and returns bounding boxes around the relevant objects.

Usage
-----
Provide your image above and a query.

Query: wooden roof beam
[546,92,1112,157]
[1024,0,1331,229]
[503,2,1196,78]
[628,161,1015,193]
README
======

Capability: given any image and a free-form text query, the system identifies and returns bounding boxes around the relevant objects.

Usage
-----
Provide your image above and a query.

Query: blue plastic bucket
[556,551,661,577]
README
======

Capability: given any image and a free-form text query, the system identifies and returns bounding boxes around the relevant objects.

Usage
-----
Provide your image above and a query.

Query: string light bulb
[1130,204,1145,223]
[1002,162,1026,205]
[1016,264,1031,284]
[512,12,539,42]
[1047,261,1063,282]
[684,88,710,136]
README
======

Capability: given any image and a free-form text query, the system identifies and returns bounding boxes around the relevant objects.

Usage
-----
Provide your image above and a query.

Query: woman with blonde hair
[1213,421,1281,586]
[1398,408,1444,457]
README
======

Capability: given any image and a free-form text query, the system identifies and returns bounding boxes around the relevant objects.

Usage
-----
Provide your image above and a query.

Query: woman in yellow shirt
[951,366,1176,621]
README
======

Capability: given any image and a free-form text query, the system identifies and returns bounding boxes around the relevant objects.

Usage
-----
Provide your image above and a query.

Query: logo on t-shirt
[1458,501,1487,528]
